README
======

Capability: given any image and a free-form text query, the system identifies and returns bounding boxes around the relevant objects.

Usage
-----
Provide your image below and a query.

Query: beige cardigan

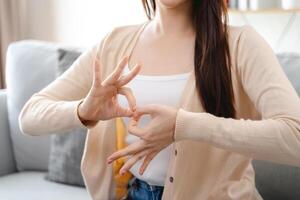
[19,20,300,200]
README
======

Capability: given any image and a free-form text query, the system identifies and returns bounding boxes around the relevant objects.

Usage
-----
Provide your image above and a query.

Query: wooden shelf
[229,8,300,13]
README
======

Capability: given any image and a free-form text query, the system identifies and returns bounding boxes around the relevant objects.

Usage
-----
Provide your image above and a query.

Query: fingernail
[120,170,125,175]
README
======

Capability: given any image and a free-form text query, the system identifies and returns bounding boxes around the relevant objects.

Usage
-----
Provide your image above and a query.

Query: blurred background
[0,0,300,200]
[1,0,300,88]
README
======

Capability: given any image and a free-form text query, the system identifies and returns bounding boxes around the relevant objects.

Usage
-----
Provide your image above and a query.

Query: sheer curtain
[0,0,26,89]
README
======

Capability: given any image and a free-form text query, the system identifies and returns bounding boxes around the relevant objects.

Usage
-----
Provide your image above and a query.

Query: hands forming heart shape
[77,55,178,175]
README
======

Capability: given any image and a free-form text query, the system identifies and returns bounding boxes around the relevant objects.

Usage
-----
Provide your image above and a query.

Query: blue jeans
[125,178,164,200]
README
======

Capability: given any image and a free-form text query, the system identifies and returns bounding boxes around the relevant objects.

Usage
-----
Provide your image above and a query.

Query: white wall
[23,0,147,47]
[229,11,300,53]
[24,1,300,53]
[51,0,147,47]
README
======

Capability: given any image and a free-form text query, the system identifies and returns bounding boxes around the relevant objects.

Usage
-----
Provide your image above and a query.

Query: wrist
[77,99,98,128]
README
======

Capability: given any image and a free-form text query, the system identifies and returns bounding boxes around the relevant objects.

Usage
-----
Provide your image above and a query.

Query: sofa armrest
[0,89,16,176]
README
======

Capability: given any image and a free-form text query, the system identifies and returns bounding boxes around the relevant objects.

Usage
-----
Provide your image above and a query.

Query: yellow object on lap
[113,117,133,200]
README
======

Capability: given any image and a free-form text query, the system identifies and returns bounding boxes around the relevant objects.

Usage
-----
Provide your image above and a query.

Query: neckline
[127,20,194,73]
[126,20,149,71]
[124,63,192,81]
[124,20,195,109]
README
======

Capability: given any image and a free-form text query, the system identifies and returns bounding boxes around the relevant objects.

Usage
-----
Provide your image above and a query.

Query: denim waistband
[129,177,164,192]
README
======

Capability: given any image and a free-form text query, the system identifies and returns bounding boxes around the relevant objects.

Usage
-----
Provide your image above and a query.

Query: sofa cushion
[253,160,300,200]
[277,52,300,95]
[45,49,86,187]
[0,172,90,200]
[6,40,59,171]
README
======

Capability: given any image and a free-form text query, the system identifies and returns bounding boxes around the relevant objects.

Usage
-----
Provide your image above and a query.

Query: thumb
[134,104,159,119]
[115,105,134,118]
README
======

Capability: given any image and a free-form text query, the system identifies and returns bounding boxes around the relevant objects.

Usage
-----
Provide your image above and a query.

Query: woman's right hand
[77,56,141,125]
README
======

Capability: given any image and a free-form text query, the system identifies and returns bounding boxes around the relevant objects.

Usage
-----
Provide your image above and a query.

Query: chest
[118,69,190,108]
[127,34,195,76]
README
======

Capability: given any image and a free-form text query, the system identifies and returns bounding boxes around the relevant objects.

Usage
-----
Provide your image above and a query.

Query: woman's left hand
[107,104,178,175]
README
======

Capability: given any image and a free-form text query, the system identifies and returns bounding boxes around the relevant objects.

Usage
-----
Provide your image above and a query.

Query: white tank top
[117,64,191,186]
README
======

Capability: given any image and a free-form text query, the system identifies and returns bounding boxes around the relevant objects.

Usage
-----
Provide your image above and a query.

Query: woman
[19,0,300,200]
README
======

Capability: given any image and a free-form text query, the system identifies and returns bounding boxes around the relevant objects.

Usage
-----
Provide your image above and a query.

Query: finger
[134,104,159,118]
[128,118,148,137]
[118,87,136,110]
[139,152,158,175]
[107,141,144,164]
[119,150,149,175]
[103,56,128,86]
[117,63,141,87]
[115,104,134,118]
[92,58,102,87]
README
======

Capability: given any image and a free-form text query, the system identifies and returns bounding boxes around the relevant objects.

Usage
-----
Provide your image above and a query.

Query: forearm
[174,108,300,166]
[19,93,86,136]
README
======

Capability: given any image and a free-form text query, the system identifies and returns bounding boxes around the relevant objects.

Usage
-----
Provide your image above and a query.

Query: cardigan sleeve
[174,26,300,166]
[19,31,112,135]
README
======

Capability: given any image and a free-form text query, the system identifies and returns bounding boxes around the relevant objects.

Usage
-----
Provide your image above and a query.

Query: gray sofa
[0,41,90,200]
[0,40,299,200]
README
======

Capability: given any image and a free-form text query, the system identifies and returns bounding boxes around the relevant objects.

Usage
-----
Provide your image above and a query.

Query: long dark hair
[142,0,235,118]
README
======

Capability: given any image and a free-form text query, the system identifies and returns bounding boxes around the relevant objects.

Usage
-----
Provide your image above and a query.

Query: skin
[107,0,196,176]
[78,56,142,123]
[107,104,177,175]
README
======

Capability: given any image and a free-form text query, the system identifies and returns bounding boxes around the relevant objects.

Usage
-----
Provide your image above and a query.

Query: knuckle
[149,153,156,159]
[144,141,152,148]
[119,75,126,80]
[127,126,134,134]
[142,135,150,141]
[123,86,131,91]
[119,151,126,157]
[127,126,132,133]
[123,149,130,155]
[120,87,131,94]
[123,87,132,93]
[142,132,152,141]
